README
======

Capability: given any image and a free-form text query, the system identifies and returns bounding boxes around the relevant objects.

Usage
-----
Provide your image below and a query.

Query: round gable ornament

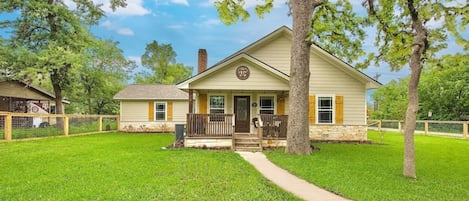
[236,66,250,80]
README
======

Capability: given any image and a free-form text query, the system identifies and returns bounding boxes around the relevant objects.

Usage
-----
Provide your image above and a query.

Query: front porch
[185,114,288,150]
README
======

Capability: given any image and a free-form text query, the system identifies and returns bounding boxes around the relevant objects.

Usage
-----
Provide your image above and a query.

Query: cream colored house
[177,26,380,150]
[113,84,188,132]
[115,26,380,150]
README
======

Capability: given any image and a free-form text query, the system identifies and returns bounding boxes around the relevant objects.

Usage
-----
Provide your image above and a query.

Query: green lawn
[266,131,469,201]
[0,133,299,201]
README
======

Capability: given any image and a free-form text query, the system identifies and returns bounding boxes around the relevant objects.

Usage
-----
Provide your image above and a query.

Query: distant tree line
[371,53,469,121]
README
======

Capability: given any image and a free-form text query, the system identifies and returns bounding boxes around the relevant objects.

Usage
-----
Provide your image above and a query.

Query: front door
[234,96,250,132]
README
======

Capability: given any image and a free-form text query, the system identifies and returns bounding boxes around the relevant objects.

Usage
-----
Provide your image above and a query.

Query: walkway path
[237,151,350,201]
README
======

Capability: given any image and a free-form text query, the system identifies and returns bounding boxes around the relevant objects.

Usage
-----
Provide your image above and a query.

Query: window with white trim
[259,96,275,114]
[209,95,225,121]
[317,96,334,124]
[155,102,166,121]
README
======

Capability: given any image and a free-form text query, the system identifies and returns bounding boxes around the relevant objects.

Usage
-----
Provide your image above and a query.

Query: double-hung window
[259,96,275,114]
[317,96,334,124]
[155,102,166,121]
[209,95,225,121]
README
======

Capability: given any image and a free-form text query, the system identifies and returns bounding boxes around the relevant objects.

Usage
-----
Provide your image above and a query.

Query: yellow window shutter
[167,101,173,121]
[277,96,285,115]
[148,102,154,121]
[335,96,344,124]
[308,96,315,125]
[199,94,207,114]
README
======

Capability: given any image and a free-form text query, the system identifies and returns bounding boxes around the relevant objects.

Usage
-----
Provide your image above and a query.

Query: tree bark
[403,0,427,179]
[285,0,322,154]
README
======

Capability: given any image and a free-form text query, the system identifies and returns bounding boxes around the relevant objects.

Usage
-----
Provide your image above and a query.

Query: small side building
[113,84,189,132]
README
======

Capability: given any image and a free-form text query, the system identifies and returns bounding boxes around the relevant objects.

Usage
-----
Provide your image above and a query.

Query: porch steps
[233,133,262,152]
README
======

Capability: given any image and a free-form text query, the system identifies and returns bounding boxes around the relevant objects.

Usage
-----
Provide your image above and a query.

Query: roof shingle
[113,84,188,100]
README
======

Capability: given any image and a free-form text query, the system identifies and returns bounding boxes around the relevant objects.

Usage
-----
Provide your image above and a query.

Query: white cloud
[95,0,151,16]
[168,24,185,29]
[128,56,142,66]
[156,0,190,6]
[101,20,134,36]
[195,18,221,27]
[171,0,189,6]
[117,28,135,36]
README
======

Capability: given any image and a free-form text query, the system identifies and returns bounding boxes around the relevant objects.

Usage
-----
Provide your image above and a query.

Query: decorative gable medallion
[236,66,250,80]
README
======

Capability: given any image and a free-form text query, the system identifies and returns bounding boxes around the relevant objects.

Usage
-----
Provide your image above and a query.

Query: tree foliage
[68,39,136,114]
[419,54,469,121]
[1,0,128,115]
[371,79,408,120]
[136,40,192,84]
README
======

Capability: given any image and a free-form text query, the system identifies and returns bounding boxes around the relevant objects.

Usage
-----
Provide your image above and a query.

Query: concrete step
[235,146,262,152]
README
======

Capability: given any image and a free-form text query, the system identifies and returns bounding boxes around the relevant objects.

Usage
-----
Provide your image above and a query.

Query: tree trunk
[285,0,322,154]
[52,73,65,129]
[403,0,427,179]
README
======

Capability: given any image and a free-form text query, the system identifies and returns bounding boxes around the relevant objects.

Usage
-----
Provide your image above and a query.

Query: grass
[265,131,469,201]
[0,133,299,201]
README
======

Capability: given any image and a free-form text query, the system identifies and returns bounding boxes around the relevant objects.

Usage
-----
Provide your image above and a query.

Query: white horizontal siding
[248,34,291,74]
[120,101,148,121]
[191,60,289,90]
[172,100,188,122]
[309,52,367,125]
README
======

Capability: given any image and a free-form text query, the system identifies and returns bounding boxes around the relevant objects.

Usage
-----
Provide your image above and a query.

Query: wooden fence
[0,112,119,141]
[368,119,468,139]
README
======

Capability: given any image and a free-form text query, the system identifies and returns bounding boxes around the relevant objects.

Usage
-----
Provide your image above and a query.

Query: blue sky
[2,0,466,84]
[89,0,410,84]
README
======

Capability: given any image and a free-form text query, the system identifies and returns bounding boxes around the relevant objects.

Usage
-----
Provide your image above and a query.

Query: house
[115,26,380,150]
[0,79,68,127]
[113,84,189,132]
[178,26,380,149]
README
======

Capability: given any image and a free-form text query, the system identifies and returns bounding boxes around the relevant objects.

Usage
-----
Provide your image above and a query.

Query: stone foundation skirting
[184,138,232,148]
[309,125,367,141]
[119,121,182,132]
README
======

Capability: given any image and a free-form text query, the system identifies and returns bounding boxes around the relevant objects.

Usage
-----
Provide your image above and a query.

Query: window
[317,96,334,124]
[209,95,225,121]
[259,96,274,114]
[155,102,166,121]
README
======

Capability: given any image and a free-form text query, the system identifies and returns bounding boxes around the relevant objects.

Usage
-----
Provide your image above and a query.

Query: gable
[190,57,289,90]
[247,32,292,75]
[0,81,54,100]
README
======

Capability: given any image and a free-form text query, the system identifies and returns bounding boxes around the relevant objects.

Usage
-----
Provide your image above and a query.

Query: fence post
[116,116,120,131]
[398,121,402,133]
[64,116,69,136]
[424,121,429,135]
[378,120,382,132]
[5,114,12,141]
[464,122,468,139]
[98,116,103,132]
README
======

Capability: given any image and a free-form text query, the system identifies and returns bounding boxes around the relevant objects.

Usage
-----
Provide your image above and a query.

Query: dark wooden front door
[234,96,250,132]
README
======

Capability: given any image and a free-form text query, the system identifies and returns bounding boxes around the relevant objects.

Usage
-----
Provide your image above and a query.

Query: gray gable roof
[113,84,188,100]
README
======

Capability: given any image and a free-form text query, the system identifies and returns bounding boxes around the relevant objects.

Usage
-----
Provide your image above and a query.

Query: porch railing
[186,114,234,137]
[260,114,288,138]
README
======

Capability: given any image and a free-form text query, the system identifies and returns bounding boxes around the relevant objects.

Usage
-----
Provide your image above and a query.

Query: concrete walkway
[237,151,350,201]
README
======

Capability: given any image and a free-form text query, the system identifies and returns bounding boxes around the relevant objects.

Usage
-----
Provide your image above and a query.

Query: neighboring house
[0,80,65,114]
[0,80,68,127]
[113,84,189,132]
[115,26,380,150]
[177,26,381,150]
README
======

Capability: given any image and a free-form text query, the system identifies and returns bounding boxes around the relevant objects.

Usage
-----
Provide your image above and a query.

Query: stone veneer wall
[185,138,232,148]
[119,121,178,132]
[309,125,368,141]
